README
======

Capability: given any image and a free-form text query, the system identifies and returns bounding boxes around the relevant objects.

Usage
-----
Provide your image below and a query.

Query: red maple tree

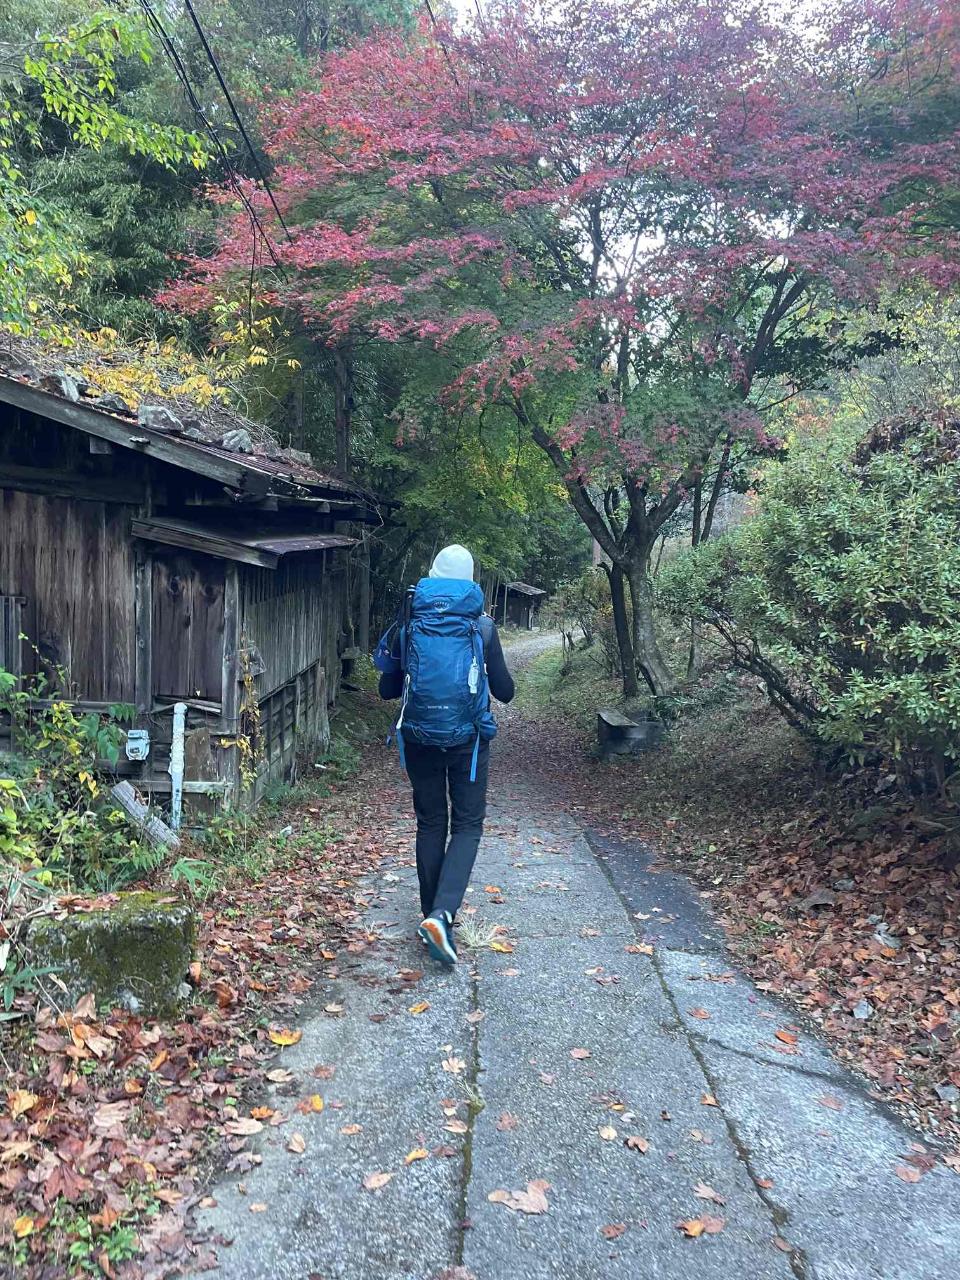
[164,0,960,695]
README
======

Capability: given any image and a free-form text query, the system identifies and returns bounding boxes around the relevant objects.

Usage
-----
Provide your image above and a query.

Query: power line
[135,0,286,273]
[180,0,292,241]
[422,0,460,86]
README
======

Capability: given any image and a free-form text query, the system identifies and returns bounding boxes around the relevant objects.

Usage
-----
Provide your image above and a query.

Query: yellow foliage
[19,322,232,411]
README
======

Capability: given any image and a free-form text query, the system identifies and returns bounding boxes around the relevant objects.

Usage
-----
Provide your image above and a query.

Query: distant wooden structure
[0,361,377,815]
[494,580,548,630]
[597,709,665,757]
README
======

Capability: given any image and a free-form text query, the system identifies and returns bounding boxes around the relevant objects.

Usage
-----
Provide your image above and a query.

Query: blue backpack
[374,577,497,781]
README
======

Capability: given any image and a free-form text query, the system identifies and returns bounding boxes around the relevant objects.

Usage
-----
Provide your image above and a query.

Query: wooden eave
[131,516,357,568]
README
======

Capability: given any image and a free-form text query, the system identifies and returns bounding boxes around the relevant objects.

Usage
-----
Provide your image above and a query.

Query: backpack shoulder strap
[478,614,495,650]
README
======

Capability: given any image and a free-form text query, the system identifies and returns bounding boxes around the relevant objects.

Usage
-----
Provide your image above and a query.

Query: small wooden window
[0,596,25,678]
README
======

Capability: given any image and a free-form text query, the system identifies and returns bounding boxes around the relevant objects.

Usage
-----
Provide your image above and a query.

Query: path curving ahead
[194,635,960,1280]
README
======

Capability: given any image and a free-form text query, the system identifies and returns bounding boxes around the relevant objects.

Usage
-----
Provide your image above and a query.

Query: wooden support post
[110,781,180,849]
[357,529,371,656]
[221,564,241,807]
[134,549,153,717]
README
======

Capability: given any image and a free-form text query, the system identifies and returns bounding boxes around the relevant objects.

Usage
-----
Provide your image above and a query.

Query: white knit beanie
[429,544,475,580]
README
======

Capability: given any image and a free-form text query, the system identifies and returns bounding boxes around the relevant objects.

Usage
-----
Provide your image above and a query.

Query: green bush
[658,412,960,791]
[0,669,151,888]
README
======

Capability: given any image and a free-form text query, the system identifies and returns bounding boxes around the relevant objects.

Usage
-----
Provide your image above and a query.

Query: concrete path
[194,645,960,1280]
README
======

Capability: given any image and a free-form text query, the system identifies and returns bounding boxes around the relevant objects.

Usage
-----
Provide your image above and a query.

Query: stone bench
[597,708,665,757]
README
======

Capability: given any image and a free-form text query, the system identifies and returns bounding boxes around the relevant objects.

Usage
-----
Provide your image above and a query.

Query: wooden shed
[494,580,548,630]
[0,352,377,817]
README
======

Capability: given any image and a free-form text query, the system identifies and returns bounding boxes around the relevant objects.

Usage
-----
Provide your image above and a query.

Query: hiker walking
[374,544,515,965]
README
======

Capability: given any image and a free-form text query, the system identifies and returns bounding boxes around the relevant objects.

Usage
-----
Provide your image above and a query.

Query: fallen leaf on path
[250,1106,275,1120]
[313,1064,335,1079]
[408,1001,430,1015]
[363,1171,394,1192]
[694,1183,725,1204]
[490,941,514,954]
[445,1119,469,1135]
[570,1047,592,1060]
[341,1124,362,1135]
[625,1135,649,1153]
[13,1216,34,1239]
[297,1094,324,1114]
[599,1126,618,1141]
[465,1010,486,1024]
[266,1069,295,1083]
[774,1030,798,1046]
[757,1178,774,1189]
[497,1112,520,1131]
[773,1236,793,1252]
[268,1027,302,1047]
[625,942,654,955]
[226,1118,263,1136]
[72,992,96,1020]
[488,1179,550,1214]
[678,1216,725,1237]
[8,1090,39,1117]
[405,1148,429,1164]
[249,1202,268,1213]
[688,1008,711,1020]
[817,1095,844,1111]
[895,1164,922,1183]
[601,1223,627,1240]
[324,1003,345,1015]
[701,1094,719,1107]
[287,1133,306,1154]
[442,1057,466,1075]
[433,1144,457,1157]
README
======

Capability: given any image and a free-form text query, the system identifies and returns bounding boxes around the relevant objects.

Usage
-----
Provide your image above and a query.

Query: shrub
[546,568,620,676]
[0,669,150,888]
[658,410,960,792]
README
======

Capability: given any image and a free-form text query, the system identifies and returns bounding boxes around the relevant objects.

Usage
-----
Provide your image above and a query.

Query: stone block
[27,892,196,1017]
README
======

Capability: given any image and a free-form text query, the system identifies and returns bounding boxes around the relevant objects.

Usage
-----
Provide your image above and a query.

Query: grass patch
[514,643,620,736]
[456,915,505,950]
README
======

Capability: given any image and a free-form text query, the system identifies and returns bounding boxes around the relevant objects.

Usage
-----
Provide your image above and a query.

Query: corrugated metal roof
[506,580,548,596]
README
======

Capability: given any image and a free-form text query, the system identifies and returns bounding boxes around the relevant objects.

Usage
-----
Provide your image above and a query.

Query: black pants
[403,737,490,919]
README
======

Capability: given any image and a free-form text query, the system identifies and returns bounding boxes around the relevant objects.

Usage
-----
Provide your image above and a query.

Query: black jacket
[378,615,515,704]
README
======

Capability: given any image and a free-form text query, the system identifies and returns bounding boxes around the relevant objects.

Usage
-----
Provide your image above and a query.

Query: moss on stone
[27,892,196,1018]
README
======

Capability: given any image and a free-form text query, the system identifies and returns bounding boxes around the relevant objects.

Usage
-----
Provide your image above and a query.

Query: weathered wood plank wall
[239,554,339,700]
[0,488,136,701]
[151,552,225,702]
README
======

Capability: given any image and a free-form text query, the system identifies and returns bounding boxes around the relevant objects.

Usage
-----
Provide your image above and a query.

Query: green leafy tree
[659,409,960,793]
[0,3,207,329]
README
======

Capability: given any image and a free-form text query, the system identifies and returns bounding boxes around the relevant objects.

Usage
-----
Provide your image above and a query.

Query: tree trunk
[605,562,639,699]
[332,341,352,472]
[626,560,675,696]
[357,529,371,656]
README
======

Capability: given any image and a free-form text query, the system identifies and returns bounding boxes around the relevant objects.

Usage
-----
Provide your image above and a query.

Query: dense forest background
[3,0,959,788]
[1,0,592,630]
